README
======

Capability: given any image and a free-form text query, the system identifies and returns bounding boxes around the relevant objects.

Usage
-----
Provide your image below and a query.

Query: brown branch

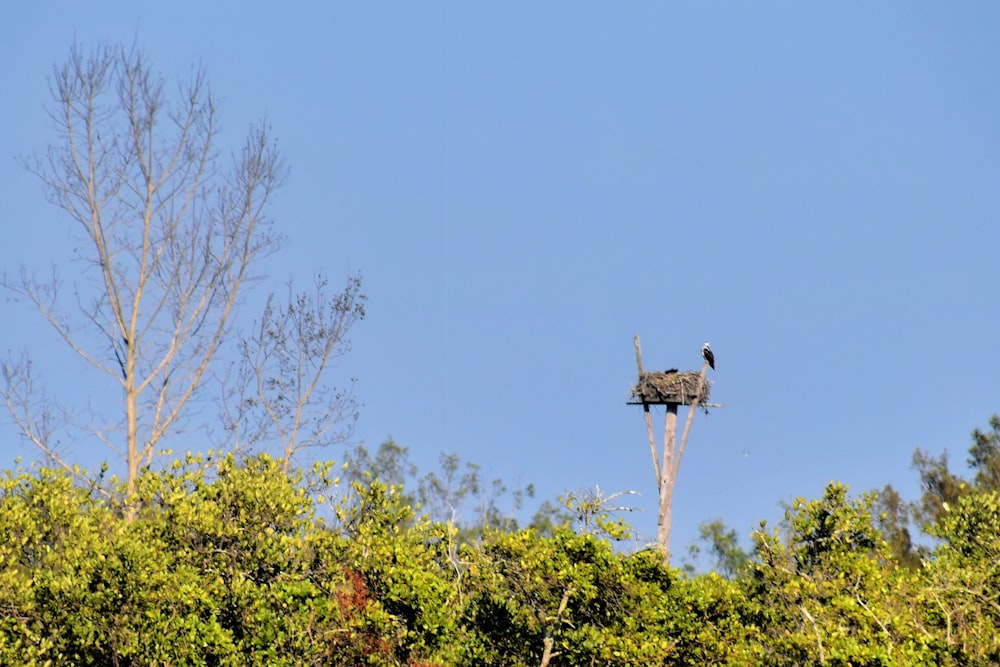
[539,587,574,667]
[670,362,709,490]
[799,605,825,664]
[634,335,661,485]
[6,42,285,504]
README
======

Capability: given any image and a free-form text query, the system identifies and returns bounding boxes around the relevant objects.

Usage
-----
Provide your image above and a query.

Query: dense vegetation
[2,418,1000,665]
[7,41,999,665]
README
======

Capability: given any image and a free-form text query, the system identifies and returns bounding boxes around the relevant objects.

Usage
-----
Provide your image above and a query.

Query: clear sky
[2,2,999,556]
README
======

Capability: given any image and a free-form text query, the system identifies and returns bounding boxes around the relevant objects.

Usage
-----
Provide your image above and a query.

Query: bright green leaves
[4,457,1000,665]
[931,490,1000,562]
[747,483,909,666]
[0,458,431,666]
[917,491,1000,662]
[454,527,686,666]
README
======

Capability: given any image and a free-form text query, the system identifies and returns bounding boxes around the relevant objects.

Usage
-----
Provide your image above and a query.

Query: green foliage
[343,438,417,497]
[0,456,449,666]
[343,439,544,541]
[561,485,639,541]
[748,483,912,666]
[967,414,1000,491]
[526,498,573,537]
[0,455,751,665]
[917,491,1000,662]
[454,527,684,666]
[912,449,970,529]
[5,425,1000,664]
[873,484,925,569]
[910,414,1000,532]
[333,477,456,663]
[687,519,751,578]
[871,414,1000,570]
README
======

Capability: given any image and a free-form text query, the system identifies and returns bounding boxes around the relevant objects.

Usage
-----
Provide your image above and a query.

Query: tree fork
[632,334,712,562]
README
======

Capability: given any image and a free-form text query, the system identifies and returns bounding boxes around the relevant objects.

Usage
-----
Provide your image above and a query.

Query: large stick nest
[630,370,710,405]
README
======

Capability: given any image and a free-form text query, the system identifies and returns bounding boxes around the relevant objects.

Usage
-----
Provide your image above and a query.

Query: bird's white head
[702,342,711,351]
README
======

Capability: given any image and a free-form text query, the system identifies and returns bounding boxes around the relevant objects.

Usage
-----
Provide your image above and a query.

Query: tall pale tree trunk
[634,335,710,561]
[2,42,285,509]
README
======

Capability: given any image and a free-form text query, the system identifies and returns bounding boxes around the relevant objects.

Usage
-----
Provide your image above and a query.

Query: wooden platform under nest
[629,370,710,406]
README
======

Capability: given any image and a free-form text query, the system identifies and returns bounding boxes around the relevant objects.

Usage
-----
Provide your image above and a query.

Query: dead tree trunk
[657,403,678,553]
[633,335,710,562]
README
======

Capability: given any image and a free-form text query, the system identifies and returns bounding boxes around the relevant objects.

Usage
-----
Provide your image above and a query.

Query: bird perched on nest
[701,342,715,370]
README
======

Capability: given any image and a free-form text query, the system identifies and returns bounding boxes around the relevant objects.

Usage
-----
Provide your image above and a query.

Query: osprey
[701,342,715,370]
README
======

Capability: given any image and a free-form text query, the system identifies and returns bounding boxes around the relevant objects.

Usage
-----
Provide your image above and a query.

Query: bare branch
[4,41,290,504]
[220,273,366,469]
[0,352,113,502]
[670,362,710,490]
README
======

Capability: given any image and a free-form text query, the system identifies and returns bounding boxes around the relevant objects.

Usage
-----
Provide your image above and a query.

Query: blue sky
[2,2,999,556]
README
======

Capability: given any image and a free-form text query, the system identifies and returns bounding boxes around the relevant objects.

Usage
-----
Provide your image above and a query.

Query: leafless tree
[218,273,366,471]
[2,42,286,505]
[632,335,713,560]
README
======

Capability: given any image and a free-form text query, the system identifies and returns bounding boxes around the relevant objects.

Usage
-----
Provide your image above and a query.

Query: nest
[629,370,710,406]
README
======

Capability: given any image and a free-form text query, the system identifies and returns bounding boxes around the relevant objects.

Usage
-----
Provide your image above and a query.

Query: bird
[701,342,715,370]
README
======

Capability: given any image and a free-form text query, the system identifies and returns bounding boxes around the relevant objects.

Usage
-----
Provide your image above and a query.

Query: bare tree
[218,273,366,471]
[632,335,713,560]
[2,42,284,505]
